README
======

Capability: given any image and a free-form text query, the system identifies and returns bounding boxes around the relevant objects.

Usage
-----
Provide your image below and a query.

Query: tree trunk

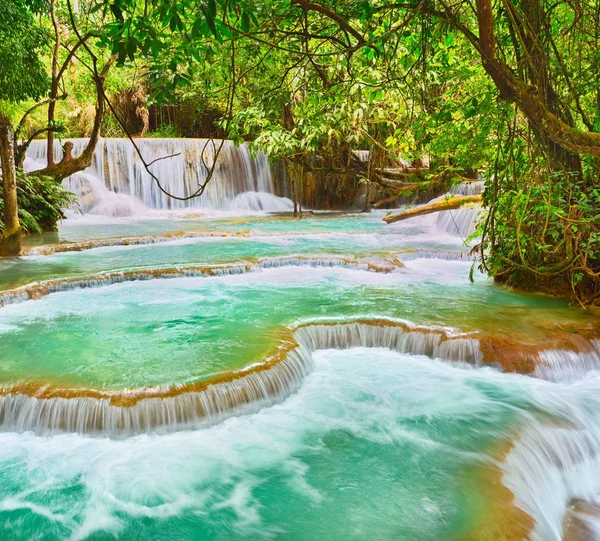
[32,55,116,182]
[472,0,600,157]
[47,0,61,166]
[0,114,21,256]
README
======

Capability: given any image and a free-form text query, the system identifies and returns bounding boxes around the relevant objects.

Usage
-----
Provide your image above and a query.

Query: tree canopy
[0,0,49,103]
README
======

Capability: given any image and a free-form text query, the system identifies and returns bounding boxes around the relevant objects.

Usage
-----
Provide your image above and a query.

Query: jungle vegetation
[0,0,598,304]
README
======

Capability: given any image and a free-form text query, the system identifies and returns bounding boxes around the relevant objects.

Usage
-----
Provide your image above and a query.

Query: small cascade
[65,171,149,217]
[0,255,403,307]
[408,183,484,239]
[230,191,294,212]
[25,138,286,214]
[503,419,600,541]
[436,206,480,238]
[294,321,483,365]
[396,250,473,262]
[352,150,370,162]
[0,321,484,435]
[448,180,485,196]
[0,341,314,435]
[501,342,600,540]
[534,341,600,382]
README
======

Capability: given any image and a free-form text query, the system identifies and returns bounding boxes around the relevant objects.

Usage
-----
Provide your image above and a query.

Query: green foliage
[3,0,598,302]
[480,133,600,304]
[145,123,180,138]
[0,171,76,234]
[0,0,49,103]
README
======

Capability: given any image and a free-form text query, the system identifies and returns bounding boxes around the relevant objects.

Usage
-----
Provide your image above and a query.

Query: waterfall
[499,339,600,540]
[396,250,473,262]
[448,180,485,196]
[436,206,481,238]
[503,390,600,541]
[407,182,483,239]
[25,138,292,214]
[0,321,485,435]
[0,255,404,307]
[436,181,484,238]
[534,340,600,382]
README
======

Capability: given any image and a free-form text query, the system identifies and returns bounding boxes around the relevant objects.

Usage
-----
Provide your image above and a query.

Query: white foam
[230,192,294,212]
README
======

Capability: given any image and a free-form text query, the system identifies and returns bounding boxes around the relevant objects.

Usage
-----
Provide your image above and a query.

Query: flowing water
[25,138,292,214]
[1,142,599,540]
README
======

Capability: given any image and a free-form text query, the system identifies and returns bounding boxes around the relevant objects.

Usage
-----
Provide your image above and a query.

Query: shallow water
[0,349,541,540]
[1,207,599,540]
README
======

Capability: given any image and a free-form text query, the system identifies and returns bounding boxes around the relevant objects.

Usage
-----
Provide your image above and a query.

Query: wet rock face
[478,335,540,374]
[563,500,600,541]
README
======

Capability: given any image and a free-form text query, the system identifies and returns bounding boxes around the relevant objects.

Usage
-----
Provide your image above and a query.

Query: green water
[1,213,457,290]
[0,348,543,540]
[0,260,587,389]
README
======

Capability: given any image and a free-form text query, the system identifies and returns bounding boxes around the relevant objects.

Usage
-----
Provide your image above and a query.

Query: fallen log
[382,195,483,224]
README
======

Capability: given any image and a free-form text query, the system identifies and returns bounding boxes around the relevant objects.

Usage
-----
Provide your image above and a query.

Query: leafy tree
[0,0,49,255]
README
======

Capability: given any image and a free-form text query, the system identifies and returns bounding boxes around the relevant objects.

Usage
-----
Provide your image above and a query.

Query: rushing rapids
[1,318,598,439]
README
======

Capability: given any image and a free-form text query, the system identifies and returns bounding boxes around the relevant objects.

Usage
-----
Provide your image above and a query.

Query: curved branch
[14,96,67,142]
[290,0,379,53]
[16,127,61,167]
[31,56,116,181]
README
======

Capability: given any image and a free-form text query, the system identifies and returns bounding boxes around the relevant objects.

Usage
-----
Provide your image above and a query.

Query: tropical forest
[0,0,599,539]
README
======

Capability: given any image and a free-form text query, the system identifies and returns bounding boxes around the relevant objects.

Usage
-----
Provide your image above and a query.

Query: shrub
[0,170,76,234]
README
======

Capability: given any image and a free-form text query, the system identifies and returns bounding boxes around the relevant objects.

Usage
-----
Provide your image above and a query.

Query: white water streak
[26,138,283,213]
[0,322,482,436]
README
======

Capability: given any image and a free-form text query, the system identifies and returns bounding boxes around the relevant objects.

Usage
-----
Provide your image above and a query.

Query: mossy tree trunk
[0,113,21,256]
[473,0,600,158]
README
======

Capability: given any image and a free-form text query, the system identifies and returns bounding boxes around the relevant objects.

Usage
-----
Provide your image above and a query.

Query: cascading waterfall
[25,138,293,214]
[0,321,484,435]
[502,380,600,539]
[2,316,597,445]
[435,205,481,238]
[396,249,473,262]
[490,340,600,540]
[0,255,403,307]
[419,180,485,238]
[2,158,599,539]
[448,180,485,196]
[504,419,600,541]
[534,340,600,382]
[0,314,598,536]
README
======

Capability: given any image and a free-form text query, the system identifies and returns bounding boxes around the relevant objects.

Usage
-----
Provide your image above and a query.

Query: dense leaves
[0,171,75,234]
[0,0,49,103]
